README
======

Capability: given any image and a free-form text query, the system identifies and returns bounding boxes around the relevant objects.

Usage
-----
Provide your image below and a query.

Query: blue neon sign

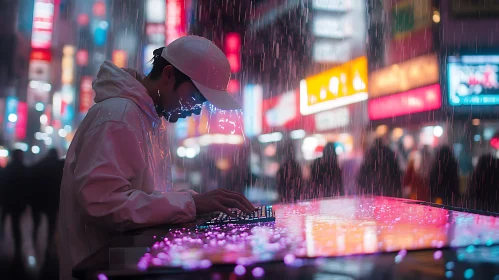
[448,55,499,106]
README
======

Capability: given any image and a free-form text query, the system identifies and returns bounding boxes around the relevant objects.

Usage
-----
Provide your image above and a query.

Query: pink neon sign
[31,0,55,49]
[165,0,185,45]
[368,84,442,120]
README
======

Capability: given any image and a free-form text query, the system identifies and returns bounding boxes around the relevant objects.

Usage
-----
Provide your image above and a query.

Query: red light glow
[77,14,89,26]
[225,33,241,53]
[224,33,241,73]
[490,137,499,149]
[368,84,442,120]
[30,50,52,61]
[227,54,240,73]
[227,79,240,94]
[165,0,186,45]
[76,50,88,66]
[112,50,128,68]
[31,0,55,49]
[79,76,95,113]
[15,102,28,140]
[92,1,106,17]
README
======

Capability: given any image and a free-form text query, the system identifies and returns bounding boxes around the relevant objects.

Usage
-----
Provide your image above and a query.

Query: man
[0,150,27,264]
[59,36,255,279]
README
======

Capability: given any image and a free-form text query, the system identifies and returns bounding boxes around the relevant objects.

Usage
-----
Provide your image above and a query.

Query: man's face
[158,66,206,123]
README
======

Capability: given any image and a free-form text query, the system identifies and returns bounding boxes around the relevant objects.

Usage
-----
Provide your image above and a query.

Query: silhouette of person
[429,146,460,205]
[27,148,63,255]
[276,141,302,202]
[357,139,402,197]
[310,142,343,198]
[0,149,27,262]
[468,154,499,212]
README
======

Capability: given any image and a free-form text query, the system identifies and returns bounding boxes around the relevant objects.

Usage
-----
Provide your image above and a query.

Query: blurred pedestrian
[429,146,460,205]
[357,139,403,197]
[403,146,432,201]
[310,142,343,198]
[276,141,302,202]
[468,154,499,212]
[27,148,64,256]
[0,149,27,262]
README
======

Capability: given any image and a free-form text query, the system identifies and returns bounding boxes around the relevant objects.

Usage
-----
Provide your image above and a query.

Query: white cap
[161,35,240,110]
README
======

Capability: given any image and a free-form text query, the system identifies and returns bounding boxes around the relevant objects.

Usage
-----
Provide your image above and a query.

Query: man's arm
[72,121,196,232]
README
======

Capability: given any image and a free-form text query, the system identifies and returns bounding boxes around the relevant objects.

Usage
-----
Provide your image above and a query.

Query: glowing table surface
[73,196,499,279]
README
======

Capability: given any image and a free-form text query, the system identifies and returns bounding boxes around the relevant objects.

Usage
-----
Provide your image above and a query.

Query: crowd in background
[0,148,63,278]
[275,139,499,212]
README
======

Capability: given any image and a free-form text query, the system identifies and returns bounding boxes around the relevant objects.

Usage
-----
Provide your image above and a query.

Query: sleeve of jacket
[73,121,196,232]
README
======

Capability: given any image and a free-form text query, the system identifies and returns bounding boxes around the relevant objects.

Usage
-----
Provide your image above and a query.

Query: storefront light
[8,113,18,123]
[45,126,54,134]
[0,149,9,157]
[472,119,480,126]
[185,148,197,158]
[258,132,283,143]
[392,128,404,141]
[290,129,306,139]
[14,142,28,152]
[474,135,481,142]
[177,146,186,157]
[302,137,319,152]
[64,125,72,133]
[58,129,68,137]
[375,125,388,136]
[433,126,444,138]
[35,132,43,140]
[32,146,40,154]
[44,137,52,146]
[40,114,48,125]
[432,11,441,23]
[35,102,45,112]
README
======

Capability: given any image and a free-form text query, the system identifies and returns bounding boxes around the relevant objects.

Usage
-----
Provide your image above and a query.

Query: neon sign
[15,102,28,140]
[165,0,185,45]
[31,0,55,49]
[225,33,241,73]
[448,55,499,106]
[300,56,368,115]
[79,76,94,114]
[243,85,263,137]
[112,50,128,68]
[368,84,442,120]
[369,54,439,98]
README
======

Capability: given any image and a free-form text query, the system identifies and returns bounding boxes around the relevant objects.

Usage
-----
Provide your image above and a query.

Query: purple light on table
[433,250,443,260]
[284,254,296,265]
[136,198,499,273]
[234,265,246,275]
[252,267,265,277]
[97,274,108,280]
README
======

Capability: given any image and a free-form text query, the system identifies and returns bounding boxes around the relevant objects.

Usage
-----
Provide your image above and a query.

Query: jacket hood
[93,61,159,122]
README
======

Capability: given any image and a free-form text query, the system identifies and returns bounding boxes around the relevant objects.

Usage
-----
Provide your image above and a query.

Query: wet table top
[73,196,499,280]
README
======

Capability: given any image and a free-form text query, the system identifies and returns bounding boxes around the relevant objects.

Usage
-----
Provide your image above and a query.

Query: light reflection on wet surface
[137,197,499,271]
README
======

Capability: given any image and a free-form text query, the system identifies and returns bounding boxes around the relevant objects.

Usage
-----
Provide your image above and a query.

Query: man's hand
[192,188,256,217]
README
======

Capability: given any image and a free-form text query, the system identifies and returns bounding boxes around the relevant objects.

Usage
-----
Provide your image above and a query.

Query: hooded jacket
[58,61,196,279]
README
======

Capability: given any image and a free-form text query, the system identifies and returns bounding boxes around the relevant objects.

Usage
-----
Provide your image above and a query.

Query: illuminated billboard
[243,85,263,137]
[448,55,499,106]
[311,0,365,64]
[165,0,186,45]
[368,84,442,120]
[79,76,95,114]
[388,0,433,64]
[31,0,55,49]
[369,54,439,98]
[300,56,368,115]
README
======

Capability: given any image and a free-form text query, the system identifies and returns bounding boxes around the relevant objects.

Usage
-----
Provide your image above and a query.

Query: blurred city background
[0,0,498,278]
